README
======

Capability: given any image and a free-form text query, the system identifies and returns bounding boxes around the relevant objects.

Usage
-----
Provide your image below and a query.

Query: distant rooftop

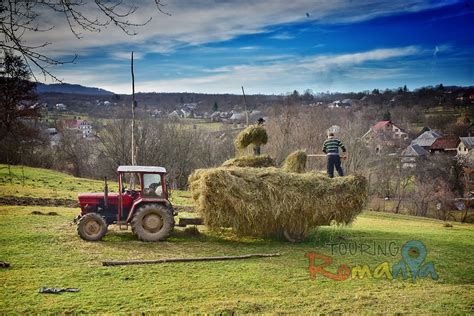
[372,120,391,130]
[430,136,460,150]
[460,137,474,150]
[411,130,442,147]
[402,144,429,157]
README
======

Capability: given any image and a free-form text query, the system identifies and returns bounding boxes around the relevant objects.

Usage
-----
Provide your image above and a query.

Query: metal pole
[131,52,136,166]
[241,86,249,126]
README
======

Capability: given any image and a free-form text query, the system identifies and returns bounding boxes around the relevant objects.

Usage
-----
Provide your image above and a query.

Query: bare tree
[393,167,412,214]
[56,128,93,177]
[1,0,168,79]
[408,155,461,218]
[96,117,233,189]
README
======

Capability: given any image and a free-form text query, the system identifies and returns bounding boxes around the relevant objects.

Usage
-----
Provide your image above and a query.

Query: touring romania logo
[305,240,439,281]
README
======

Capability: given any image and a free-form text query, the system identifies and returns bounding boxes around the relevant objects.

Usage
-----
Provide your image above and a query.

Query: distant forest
[38,84,474,117]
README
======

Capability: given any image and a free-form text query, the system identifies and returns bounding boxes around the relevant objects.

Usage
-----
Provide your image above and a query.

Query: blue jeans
[327,155,344,178]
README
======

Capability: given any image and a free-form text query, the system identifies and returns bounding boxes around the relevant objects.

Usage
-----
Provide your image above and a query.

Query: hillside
[0,165,473,313]
[36,83,114,96]
[36,84,474,117]
[0,165,191,206]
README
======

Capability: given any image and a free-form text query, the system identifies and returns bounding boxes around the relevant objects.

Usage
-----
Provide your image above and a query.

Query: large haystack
[282,150,307,173]
[189,167,367,240]
[222,155,275,168]
[234,125,268,150]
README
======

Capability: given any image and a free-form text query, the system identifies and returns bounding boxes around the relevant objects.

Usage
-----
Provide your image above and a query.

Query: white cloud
[72,46,421,94]
[110,51,144,60]
[239,46,259,50]
[269,32,295,40]
[433,44,453,57]
[25,0,456,57]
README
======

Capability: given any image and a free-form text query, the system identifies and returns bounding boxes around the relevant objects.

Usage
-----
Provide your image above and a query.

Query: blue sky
[36,0,473,94]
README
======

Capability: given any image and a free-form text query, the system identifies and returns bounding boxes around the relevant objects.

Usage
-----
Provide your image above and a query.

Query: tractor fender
[126,198,174,223]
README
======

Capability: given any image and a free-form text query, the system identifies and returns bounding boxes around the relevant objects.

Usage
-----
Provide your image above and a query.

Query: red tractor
[75,166,199,242]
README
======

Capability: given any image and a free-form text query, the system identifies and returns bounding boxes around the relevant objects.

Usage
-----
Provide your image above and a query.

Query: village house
[328,99,353,108]
[55,103,67,110]
[46,127,60,146]
[229,111,246,122]
[411,129,442,149]
[150,109,162,118]
[229,110,263,123]
[63,119,93,138]
[458,137,474,156]
[401,143,429,168]
[362,120,409,153]
[429,135,460,155]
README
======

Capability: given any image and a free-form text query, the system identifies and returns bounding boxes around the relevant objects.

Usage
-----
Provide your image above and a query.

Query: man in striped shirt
[322,133,347,178]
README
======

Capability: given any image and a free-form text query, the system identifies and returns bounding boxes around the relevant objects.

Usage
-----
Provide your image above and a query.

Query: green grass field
[0,164,191,206]
[0,166,473,313]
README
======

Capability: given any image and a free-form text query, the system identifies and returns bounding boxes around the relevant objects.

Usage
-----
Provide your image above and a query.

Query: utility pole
[131,52,136,166]
[241,86,249,126]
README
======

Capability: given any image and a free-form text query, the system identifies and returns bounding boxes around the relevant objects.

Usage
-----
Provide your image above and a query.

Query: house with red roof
[429,136,460,155]
[63,119,93,138]
[363,120,409,140]
[362,120,409,153]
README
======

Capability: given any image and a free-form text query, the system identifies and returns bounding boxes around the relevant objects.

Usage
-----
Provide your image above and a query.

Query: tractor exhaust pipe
[104,176,108,209]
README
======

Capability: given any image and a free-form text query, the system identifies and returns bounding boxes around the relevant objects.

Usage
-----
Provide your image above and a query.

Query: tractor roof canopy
[117,166,167,173]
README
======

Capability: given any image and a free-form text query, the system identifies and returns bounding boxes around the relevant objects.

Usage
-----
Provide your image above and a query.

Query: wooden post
[131,52,136,166]
[103,253,281,266]
[241,86,249,126]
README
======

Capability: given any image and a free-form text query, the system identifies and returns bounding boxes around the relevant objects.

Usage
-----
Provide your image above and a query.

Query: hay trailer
[75,165,202,242]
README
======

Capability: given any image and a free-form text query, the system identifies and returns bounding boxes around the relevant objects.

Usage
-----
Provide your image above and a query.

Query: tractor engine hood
[78,192,121,206]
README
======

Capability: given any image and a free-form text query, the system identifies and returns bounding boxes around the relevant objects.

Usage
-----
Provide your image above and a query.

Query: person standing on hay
[322,132,347,178]
[253,118,266,156]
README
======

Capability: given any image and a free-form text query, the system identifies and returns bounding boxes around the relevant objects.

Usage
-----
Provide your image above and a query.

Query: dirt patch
[30,211,59,216]
[0,196,78,208]
[0,261,10,268]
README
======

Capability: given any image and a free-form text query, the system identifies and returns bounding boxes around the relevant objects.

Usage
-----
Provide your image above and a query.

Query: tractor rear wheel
[131,204,174,241]
[77,213,107,241]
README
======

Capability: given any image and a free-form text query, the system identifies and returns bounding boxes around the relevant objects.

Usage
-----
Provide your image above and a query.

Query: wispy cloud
[110,51,144,60]
[28,0,457,57]
[82,46,422,94]
[269,32,295,40]
[29,1,470,93]
[239,46,259,50]
[432,44,453,57]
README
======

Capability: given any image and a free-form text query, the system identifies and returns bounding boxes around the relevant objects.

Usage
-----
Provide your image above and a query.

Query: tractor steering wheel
[123,188,136,195]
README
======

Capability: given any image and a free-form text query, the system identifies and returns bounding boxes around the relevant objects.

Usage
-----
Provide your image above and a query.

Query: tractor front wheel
[132,204,174,241]
[77,213,107,241]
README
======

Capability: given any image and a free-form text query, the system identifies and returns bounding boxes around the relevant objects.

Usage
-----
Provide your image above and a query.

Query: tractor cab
[76,166,175,242]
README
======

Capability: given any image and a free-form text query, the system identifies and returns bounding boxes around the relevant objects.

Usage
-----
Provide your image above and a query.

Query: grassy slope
[0,164,191,206]
[0,206,472,313]
[0,165,473,313]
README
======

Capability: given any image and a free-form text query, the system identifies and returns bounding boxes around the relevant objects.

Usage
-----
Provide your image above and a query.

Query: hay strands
[103,253,281,266]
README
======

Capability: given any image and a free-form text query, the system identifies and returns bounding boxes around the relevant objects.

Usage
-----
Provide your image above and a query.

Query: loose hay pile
[222,155,275,168]
[282,150,307,173]
[234,125,268,149]
[189,167,367,240]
